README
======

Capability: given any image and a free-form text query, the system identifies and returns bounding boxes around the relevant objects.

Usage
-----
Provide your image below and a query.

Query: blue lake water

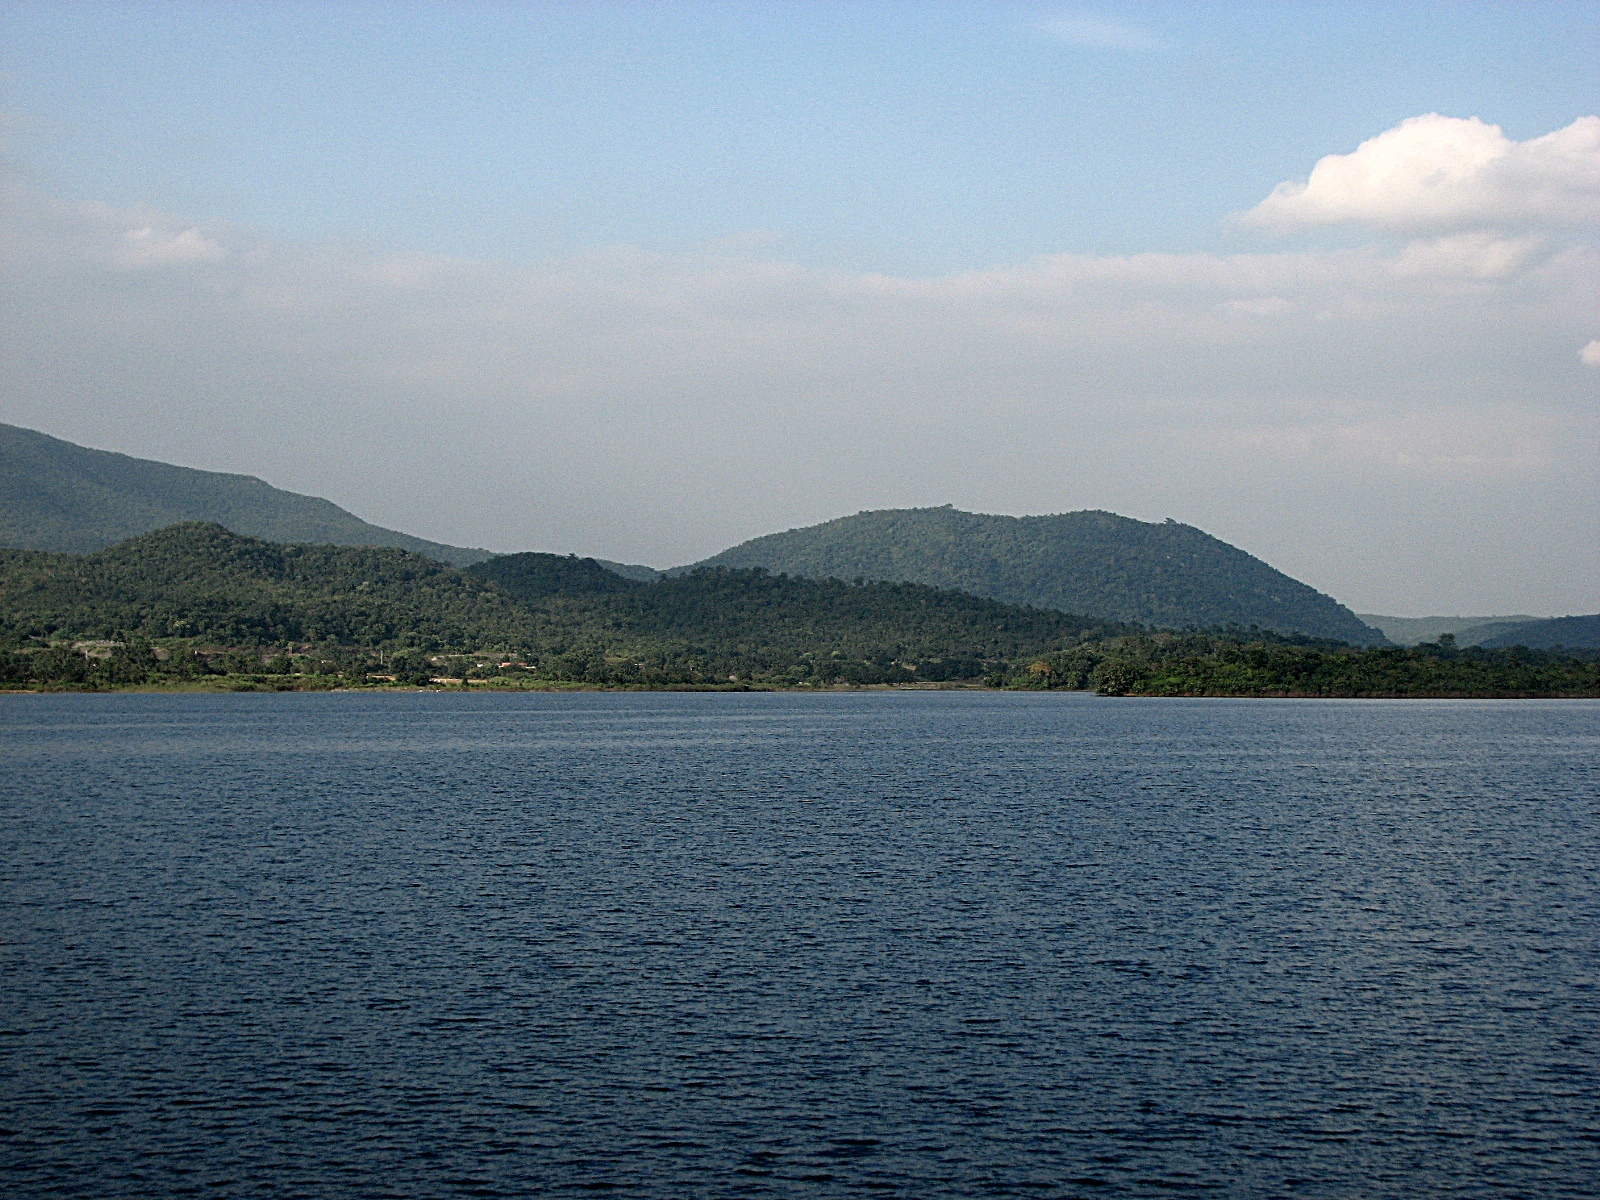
[1,691,1597,1198]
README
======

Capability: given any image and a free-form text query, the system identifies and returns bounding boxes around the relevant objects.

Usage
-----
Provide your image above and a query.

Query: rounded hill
[687,506,1383,643]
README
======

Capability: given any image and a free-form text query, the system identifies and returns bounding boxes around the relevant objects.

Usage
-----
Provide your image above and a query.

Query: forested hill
[1478,614,1600,650]
[468,551,1133,676]
[0,422,489,565]
[0,524,1131,683]
[4,526,1589,696]
[0,523,533,647]
[1355,613,1541,646]
[687,506,1383,644]
[1357,612,1600,650]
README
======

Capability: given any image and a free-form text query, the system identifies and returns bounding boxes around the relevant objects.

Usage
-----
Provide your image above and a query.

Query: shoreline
[3,680,1596,699]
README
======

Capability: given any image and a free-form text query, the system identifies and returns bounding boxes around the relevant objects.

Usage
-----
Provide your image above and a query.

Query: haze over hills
[13,424,1575,647]
[1357,613,1599,649]
[689,506,1384,644]
[0,423,490,566]
[1357,614,1544,647]
[7,426,1383,640]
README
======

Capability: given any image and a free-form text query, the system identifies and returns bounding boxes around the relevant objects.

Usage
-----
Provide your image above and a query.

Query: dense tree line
[1002,633,1600,698]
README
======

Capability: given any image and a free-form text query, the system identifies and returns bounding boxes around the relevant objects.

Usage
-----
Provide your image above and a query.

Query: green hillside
[470,551,1132,679]
[593,559,663,582]
[0,523,533,648]
[0,422,490,565]
[0,524,1128,685]
[1359,613,1600,650]
[688,506,1383,643]
[3,525,1589,697]
[1478,615,1600,650]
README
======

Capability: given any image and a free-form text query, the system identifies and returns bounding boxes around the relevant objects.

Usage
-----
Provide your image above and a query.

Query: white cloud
[1390,232,1546,279]
[1243,114,1600,233]
[115,225,227,267]
[1582,340,1600,366]
[1034,15,1157,50]
[1215,407,1567,474]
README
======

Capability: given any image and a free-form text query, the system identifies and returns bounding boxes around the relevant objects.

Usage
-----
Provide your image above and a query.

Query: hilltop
[0,423,490,565]
[687,506,1383,643]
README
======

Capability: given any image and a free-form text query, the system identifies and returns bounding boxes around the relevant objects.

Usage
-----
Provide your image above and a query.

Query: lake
[2,692,1596,1198]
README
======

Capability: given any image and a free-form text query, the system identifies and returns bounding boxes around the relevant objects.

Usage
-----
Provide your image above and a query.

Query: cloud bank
[1244,114,1600,232]
[2,115,1597,613]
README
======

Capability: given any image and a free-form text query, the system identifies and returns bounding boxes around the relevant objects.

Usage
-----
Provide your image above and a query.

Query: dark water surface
[2,692,1597,1198]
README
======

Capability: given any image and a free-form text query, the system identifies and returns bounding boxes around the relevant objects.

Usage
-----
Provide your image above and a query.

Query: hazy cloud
[1582,340,1600,366]
[1243,114,1600,233]
[115,225,228,267]
[2,135,1596,613]
[1034,15,1158,51]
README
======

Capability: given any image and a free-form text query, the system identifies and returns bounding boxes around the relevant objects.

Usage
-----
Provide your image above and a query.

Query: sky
[2,1,1597,614]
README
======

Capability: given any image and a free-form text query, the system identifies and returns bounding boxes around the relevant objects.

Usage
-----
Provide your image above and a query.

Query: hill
[687,506,1383,643]
[593,559,663,582]
[468,551,1133,680]
[1356,614,1542,646]
[2,526,1589,696]
[1478,615,1600,650]
[0,524,1130,686]
[0,523,534,648]
[0,422,490,565]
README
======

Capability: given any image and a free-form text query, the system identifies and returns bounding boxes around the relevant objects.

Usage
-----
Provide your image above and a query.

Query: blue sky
[2,3,1597,613]
[6,2,1596,271]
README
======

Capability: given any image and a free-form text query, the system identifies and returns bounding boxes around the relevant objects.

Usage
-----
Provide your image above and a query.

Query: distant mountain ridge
[687,506,1383,643]
[1478,615,1600,650]
[1358,612,1599,649]
[1357,614,1543,646]
[0,422,490,566]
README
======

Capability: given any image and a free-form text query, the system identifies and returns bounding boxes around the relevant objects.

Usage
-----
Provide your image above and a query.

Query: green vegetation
[3,524,1591,697]
[689,505,1384,643]
[0,523,532,647]
[1353,613,1600,651]
[0,422,489,564]
[592,559,663,582]
[1478,614,1600,650]
[998,632,1600,698]
[0,524,1129,690]
[1,425,1397,645]
[468,550,1134,685]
